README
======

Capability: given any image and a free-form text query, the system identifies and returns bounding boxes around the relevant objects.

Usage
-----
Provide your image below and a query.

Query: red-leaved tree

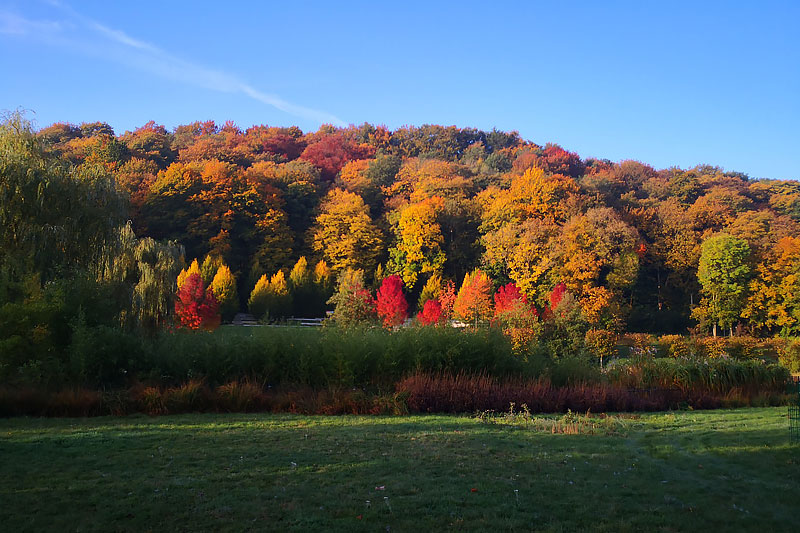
[376,274,408,328]
[549,282,567,311]
[494,283,532,317]
[539,144,585,178]
[299,133,374,181]
[493,282,540,349]
[417,298,443,326]
[175,273,220,330]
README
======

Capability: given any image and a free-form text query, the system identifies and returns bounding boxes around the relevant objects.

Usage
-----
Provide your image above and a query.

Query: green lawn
[1,408,798,532]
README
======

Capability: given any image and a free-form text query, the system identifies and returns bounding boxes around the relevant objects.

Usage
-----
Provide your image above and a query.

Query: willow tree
[0,112,127,300]
[99,223,185,332]
[132,237,185,331]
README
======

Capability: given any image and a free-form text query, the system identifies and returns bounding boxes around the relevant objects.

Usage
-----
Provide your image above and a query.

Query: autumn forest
[3,114,798,339]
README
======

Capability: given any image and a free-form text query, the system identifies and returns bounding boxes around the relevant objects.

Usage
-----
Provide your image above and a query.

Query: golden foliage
[177,258,200,289]
[479,167,579,232]
[388,196,446,289]
[310,188,384,273]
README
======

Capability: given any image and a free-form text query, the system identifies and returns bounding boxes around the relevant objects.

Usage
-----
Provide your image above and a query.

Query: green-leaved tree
[693,233,751,336]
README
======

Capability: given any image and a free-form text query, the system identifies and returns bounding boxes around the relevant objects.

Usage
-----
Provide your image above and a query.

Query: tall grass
[605,357,789,395]
[142,326,526,388]
[395,372,691,413]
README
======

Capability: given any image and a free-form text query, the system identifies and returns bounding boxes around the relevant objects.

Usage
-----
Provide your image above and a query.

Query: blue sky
[1,0,798,180]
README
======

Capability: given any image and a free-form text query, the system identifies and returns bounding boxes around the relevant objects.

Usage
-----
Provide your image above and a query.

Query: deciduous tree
[310,189,384,274]
[388,197,446,289]
[211,264,239,321]
[417,298,444,326]
[453,270,493,326]
[175,273,220,330]
[375,275,408,328]
[693,233,751,336]
[743,236,800,336]
[327,269,375,327]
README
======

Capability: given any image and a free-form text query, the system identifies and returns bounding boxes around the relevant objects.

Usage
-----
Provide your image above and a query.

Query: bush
[48,388,103,417]
[548,357,602,387]
[68,323,144,387]
[779,338,800,373]
[215,381,263,412]
[698,337,727,358]
[0,277,126,387]
[539,293,590,358]
[618,333,657,350]
[657,335,696,358]
[137,386,165,415]
[655,335,783,363]
[164,380,210,413]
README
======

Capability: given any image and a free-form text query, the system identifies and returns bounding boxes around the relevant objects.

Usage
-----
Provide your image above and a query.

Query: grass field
[1,408,798,532]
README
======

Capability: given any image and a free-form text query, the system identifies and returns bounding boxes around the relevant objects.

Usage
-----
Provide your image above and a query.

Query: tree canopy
[2,112,797,335]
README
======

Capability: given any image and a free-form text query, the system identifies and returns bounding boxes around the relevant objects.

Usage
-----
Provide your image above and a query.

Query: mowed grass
[1,408,798,532]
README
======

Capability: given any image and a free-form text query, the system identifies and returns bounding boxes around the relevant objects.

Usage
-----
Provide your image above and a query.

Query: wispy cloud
[0,10,63,35]
[0,1,346,126]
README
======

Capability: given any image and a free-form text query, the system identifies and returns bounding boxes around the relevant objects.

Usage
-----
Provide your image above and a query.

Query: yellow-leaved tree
[201,255,225,285]
[247,270,291,321]
[479,167,579,232]
[743,236,800,336]
[269,270,291,318]
[417,273,443,309]
[210,264,238,321]
[310,188,384,274]
[248,274,270,320]
[177,258,200,289]
[387,196,446,289]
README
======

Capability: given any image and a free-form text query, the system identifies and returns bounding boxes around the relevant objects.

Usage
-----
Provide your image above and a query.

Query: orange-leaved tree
[453,270,493,326]
[438,279,457,321]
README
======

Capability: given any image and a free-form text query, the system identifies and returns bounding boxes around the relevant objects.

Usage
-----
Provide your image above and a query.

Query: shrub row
[2,318,795,395]
[1,325,531,389]
[1,376,787,418]
[0,381,408,417]
[619,334,796,363]
[605,357,790,396]
[396,373,731,413]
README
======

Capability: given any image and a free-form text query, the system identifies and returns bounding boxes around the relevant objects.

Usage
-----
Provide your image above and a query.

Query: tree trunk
[713,323,717,337]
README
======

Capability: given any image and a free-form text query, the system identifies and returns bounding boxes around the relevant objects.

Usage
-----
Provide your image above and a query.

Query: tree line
[3,112,800,338]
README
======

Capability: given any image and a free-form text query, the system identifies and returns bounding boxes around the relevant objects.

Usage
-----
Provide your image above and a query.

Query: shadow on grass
[1,409,798,532]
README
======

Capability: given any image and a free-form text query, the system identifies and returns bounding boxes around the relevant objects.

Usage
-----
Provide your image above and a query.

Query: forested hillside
[16,117,800,335]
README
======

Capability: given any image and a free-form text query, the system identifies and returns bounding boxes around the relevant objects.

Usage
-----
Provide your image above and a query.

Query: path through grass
[1,408,798,531]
